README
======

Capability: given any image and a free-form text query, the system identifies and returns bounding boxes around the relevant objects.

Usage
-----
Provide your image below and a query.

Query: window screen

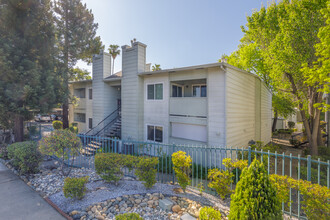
[147,84,154,100]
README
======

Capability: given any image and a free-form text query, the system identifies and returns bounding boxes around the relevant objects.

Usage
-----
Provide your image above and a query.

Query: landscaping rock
[172,204,181,213]
[159,198,174,211]
[181,213,197,220]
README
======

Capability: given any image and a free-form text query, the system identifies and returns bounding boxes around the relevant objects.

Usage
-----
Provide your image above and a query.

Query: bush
[63,176,88,200]
[0,144,8,159]
[288,121,295,129]
[172,151,192,192]
[95,153,125,184]
[200,206,222,220]
[208,158,247,199]
[228,159,282,220]
[39,129,82,176]
[115,213,143,220]
[69,123,78,133]
[270,174,330,220]
[52,120,63,130]
[7,141,42,174]
[135,156,159,188]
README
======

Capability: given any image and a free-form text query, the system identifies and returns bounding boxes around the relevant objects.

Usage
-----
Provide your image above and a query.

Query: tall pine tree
[53,0,104,128]
[0,0,58,141]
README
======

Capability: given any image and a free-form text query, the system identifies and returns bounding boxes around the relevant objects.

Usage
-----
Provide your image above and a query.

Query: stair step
[87,143,101,149]
[84,146,97,152]
[81,149,94,156]
[90,141,102,146]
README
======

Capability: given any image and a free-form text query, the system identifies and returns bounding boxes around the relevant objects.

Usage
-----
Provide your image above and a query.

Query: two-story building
[69,41,272,148]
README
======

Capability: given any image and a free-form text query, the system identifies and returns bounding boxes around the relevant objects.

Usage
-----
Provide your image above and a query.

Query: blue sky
[78,0,269,73]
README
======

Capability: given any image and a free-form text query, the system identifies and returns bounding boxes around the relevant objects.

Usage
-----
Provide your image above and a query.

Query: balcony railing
[169,97,207,117]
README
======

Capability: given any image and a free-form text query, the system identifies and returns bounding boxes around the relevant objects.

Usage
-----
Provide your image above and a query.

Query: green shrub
[200,206,222,220]
[63,176,88,200]
[69,123,78,134]
[229,159,282,220]
[288,121,295,129]
[52,120,63,130]
[208,158,247,199]
[0,144,8,159]
[172,151,192,192]
[115,213,143,220]
[95,153,125,184]
[135,156,159,188]
[7,141,42,174]
[39,129,82,176]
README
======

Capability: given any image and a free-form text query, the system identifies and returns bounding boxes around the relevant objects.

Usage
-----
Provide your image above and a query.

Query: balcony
[170,97,207,117]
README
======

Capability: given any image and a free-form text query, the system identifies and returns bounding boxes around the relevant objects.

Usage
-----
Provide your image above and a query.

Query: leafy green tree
[53,0,104,128]
[69,67,91,81]
[0,0,58,141]
[108,44,120,75]
[152,64,161,71]
[224,0,328,154]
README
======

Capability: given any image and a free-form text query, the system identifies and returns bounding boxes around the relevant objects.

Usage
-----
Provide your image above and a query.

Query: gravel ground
[49,179,228,214]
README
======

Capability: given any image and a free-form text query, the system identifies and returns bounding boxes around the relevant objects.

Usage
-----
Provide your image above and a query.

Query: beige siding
[68,81,93,133]
[260,82,272,144]
[121,43,146,141]
[226,68,256,148]
[143,74,169,143]
[207,67,226,146]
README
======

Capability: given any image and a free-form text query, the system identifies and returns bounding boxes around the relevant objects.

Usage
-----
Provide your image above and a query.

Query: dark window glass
[89,89,92,99]
[155,126,163,142]
[178,86,183,97]
[155,84,163,100]
[172,85,178,97]
[147,85,154,100]
[89,118,93,129]
[147,125,154,141]
[201,85,207,97]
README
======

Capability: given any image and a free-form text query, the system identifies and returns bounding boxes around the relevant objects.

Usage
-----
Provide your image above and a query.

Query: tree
[69,67,92,81]
[53,0,104,129]
[152,64,161,71]
[225,0,328,155]
[39,129,82,176]
[108,44,120,75]
[272,94,296,132]
[0,0,58,141]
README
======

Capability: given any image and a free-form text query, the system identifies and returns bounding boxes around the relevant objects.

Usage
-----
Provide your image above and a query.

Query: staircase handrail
[85,106,120,135]
[95,115,119,136]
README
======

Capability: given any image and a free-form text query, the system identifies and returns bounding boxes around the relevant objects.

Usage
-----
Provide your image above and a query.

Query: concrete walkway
[0,162,65,220]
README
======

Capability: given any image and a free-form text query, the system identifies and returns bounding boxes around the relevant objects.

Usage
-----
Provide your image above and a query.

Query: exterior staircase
[81,107,121,156]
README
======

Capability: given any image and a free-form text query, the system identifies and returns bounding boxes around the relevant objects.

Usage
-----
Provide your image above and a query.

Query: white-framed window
[147,83,163,100]
[147,125,163,143]
[74,113,86,123]
[88,88,92,100]
[192,84,207,97]
[74,88,86,98]
[88,118,93,129]
[172,84,183,97]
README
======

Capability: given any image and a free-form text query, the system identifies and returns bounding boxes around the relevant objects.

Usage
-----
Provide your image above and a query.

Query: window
[193,85,207,97]
[147,83,163,100]
[88,118,93,129]
[89,89,92,99]
[74,113,86,123]
[74,88,86,98]
[147,125,163,142]
[172,85,183,97]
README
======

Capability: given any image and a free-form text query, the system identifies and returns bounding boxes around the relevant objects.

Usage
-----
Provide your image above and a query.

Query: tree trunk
[317,124,323,146]
[14,114,24,142]
[272,110,278,132]
[62,103,69,129]
[62,3,69,129]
